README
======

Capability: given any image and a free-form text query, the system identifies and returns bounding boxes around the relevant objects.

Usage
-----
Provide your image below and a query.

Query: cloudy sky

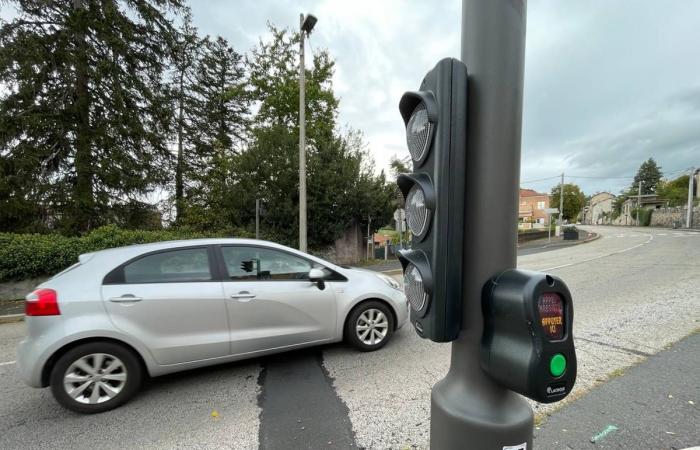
[186,0,700,196]
[4,1,699,196]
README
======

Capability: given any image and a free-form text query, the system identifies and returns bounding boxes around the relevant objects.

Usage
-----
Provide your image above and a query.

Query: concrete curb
[0,314,24,324]
[580,232,601,244]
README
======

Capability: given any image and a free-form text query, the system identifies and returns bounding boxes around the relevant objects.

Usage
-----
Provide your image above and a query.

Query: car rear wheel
[50,342,142,414]
[345,301,394,352]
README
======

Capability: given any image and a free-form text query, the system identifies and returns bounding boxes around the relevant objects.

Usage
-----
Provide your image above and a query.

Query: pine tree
[632,158,662,195]
[176,35,250,229]
[0,0,184,233]
[169,10,202,223]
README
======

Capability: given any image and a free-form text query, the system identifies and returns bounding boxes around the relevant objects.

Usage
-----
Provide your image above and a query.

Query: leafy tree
[656,175,690,207]
[0,0,184,233]
[389,155,411,179]
[550,183,586,222]
[220,25,393,247]
[632,158,662,195]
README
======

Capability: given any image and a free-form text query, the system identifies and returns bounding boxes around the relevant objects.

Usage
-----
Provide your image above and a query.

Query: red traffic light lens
[538,292,564,340]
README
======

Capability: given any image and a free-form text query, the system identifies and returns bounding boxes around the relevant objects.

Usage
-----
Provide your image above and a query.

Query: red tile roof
[520,188,547,197]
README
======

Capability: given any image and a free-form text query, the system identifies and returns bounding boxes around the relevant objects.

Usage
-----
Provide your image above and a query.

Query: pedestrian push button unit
[480,269,577,403]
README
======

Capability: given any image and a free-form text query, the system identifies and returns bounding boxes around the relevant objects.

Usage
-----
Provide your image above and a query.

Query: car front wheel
[345,301,395,351]
[49,341,143,414]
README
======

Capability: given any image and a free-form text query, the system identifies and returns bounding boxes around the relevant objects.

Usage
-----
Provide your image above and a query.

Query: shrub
[632,208,653,227]
[0,225,251,282]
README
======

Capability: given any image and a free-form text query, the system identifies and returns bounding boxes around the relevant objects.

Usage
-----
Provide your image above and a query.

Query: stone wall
[312,221,364,265]
[649,206,700,229]
[0,277,48,301]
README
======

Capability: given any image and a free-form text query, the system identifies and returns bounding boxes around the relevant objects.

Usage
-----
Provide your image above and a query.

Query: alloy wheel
[356,308,389,346]
[63,353,128,405]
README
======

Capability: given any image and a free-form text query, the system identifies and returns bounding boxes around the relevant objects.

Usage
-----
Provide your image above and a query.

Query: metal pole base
[431,375,533,450]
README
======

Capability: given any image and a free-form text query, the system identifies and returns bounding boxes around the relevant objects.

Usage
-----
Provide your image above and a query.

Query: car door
[101,246,229,365]
[218,245,337,356]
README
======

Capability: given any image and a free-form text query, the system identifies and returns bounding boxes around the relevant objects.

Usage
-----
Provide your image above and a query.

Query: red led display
[538,292,564,340]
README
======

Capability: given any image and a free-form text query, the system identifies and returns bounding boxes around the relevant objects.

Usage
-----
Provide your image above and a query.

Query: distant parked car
[16,239,408,413]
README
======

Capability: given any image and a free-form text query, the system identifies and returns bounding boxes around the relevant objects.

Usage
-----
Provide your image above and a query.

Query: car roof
[80,238,337,269]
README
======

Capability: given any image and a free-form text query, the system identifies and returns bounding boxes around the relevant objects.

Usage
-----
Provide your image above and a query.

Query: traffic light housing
[397,58,468,342]
[481,269,577,403]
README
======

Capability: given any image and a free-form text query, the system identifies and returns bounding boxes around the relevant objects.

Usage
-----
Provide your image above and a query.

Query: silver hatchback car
[16,239,408,413]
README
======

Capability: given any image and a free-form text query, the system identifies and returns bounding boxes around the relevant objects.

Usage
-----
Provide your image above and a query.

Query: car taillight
[25,289,60,316]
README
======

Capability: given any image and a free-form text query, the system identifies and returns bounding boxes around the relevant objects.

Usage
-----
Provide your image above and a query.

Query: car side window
[123,248,212,283]
[221,246,314,281]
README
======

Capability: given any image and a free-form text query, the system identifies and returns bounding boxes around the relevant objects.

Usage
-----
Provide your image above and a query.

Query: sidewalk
[534,331,700,449]
[362,230,599,272]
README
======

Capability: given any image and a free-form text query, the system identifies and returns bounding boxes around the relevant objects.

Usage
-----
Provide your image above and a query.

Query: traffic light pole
[430,1,532,448]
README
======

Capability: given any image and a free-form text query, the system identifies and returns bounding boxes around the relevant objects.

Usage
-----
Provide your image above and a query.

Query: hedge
[0,225,251,282]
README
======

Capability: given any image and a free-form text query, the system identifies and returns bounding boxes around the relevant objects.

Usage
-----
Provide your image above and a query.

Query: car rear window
[123,248,212,283]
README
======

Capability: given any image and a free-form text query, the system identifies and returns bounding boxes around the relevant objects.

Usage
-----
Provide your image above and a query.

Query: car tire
[345,301,395,352]
[49,341,143,414]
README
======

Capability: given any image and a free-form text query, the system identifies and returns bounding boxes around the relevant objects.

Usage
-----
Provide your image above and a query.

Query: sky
[3,1,699,197]
[186,0,700,196]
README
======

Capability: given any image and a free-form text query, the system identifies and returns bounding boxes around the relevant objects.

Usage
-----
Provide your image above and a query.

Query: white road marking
[539,232,654,272]
[657,233,667,236]
[0,360,16,366]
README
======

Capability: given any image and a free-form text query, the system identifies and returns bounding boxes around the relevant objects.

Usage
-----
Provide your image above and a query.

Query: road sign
[544,208,559,214]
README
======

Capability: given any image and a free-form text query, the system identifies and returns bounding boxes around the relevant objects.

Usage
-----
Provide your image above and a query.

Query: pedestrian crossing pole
[429,1,533,448]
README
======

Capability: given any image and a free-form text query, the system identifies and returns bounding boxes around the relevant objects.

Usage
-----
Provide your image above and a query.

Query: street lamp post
[298,13,317,252]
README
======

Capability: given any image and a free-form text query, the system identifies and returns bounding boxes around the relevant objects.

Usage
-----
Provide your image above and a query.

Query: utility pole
[558,172,565,234]
[255,199,260,239]
[429,1,532,448]
[366,217,372,260]
[298,13,308,252]
[637,180,642,227]
[687,167,695,228]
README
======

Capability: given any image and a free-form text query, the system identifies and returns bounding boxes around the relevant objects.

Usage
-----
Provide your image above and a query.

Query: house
[585,192,616,225]
[519,188,550,228]
[373,233,392,248]
[614,194,666,225]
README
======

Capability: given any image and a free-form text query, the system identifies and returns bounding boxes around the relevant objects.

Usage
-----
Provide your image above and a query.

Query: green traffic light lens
[550,353,566,377]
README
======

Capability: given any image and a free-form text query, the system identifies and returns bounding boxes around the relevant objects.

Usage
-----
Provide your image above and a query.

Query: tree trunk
[72,0,93,233]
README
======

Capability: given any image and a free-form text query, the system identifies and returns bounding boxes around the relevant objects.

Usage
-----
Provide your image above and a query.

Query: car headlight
[376,273,401,290]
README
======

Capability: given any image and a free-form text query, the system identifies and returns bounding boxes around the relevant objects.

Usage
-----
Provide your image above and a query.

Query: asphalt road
[0,226,698,449]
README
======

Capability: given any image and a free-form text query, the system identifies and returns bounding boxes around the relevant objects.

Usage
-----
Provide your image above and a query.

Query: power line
[522,167,693,184]
[520,176,560,184]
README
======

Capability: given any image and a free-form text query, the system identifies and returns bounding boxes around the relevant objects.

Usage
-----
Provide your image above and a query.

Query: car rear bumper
[16,336,45,388]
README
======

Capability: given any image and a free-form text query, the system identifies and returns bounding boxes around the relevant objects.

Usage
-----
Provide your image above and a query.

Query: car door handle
[230,292,256,300]
[109,295,143,303]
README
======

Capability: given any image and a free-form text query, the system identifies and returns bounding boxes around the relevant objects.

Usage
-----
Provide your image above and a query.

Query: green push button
[550,353,566,377]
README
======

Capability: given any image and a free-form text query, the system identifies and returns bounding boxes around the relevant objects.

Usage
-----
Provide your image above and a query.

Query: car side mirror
[308,268,326,290]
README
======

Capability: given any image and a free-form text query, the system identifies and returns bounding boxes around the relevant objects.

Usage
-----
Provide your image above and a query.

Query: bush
[632,208,653,227]
[0,225,251,282]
